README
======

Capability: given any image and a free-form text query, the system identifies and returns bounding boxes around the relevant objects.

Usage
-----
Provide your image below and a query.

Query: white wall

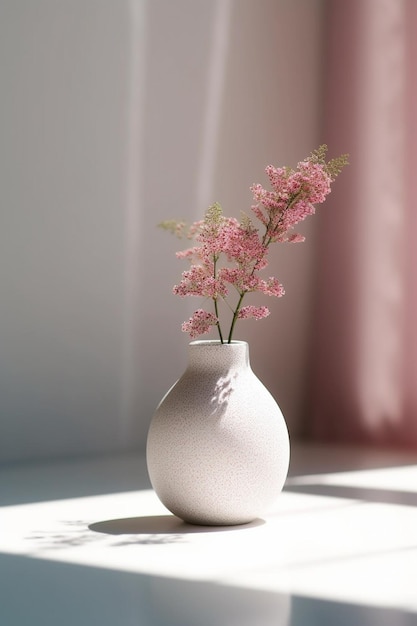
[0,0,324,463]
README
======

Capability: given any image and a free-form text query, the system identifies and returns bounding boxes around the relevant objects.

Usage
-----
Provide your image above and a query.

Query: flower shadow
[28,520,104,551]
[209,372,238,417]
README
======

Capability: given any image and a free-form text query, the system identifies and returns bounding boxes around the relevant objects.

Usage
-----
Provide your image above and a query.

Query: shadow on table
[89,514,265,537]
[23,515,264,551]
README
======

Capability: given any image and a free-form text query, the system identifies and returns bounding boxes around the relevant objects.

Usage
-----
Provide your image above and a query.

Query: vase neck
[187,340,250,372]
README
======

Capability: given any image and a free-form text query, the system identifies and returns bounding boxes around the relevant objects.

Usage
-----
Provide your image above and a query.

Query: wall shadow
[0,453,151,506]
[284,483,417,507]
[1,550,416,625]
[291,594,416,626]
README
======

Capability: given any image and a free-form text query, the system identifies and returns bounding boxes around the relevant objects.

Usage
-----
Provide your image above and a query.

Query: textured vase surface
[146,340,290,525]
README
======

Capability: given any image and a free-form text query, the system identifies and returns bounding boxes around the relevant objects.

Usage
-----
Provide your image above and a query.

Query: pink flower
[250,156,334,244]
[173,265,227,299]
[287,233,305,243]
[222,222,267,268]
[219,267,260,293]
[161,145,348,342]
[237,306,270,320]
[175,246,200,260]
[257,277,285,297]
[182,309,218,338]
[296,160,332,203]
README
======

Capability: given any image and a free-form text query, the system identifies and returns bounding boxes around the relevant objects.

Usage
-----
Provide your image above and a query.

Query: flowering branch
[160,145,348,343]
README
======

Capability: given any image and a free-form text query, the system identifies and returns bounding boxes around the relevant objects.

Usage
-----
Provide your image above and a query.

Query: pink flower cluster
[238,306,270,320]
[182,309,218,339]
[162,145,348,342]
[251,159,333,243]
[172,204,284,340]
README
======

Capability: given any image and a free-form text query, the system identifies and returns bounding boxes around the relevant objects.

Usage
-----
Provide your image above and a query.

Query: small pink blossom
[238,306,270,320]
[297,160,332,203]
[176,246,200,260]
[221,221,267,267]
[287,233,305,243]
[182,309,218,338]
[219,267,260,293]
[257,277,285,297]
[173,265,227,299]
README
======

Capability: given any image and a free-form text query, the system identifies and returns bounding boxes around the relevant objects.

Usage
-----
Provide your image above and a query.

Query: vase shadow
[89,514,265,536]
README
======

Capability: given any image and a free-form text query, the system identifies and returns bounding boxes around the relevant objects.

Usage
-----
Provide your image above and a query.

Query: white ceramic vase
[146,340,290,525]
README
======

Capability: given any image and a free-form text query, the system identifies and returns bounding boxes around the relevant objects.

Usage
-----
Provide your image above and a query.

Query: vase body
[146,340,290,525]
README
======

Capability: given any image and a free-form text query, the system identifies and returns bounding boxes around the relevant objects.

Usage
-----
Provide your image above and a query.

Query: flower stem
[214,298,224,343]
[227,292,245,343]
[213,254,224,343]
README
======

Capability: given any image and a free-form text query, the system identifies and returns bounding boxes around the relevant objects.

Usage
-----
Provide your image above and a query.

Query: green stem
[214,298,224,343]
[227,292,245,343]
[213,254,224,344]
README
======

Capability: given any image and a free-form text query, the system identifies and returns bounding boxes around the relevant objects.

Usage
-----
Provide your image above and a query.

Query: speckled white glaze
[146,340,290,525]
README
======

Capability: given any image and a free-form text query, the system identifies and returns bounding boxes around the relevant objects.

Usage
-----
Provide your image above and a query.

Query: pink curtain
[310,0,417,446]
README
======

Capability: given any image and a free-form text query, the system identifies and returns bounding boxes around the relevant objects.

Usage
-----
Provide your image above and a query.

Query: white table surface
[1,442,417,626]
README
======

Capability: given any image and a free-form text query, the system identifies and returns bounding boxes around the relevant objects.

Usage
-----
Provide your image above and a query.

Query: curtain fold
[310,0,417,446]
